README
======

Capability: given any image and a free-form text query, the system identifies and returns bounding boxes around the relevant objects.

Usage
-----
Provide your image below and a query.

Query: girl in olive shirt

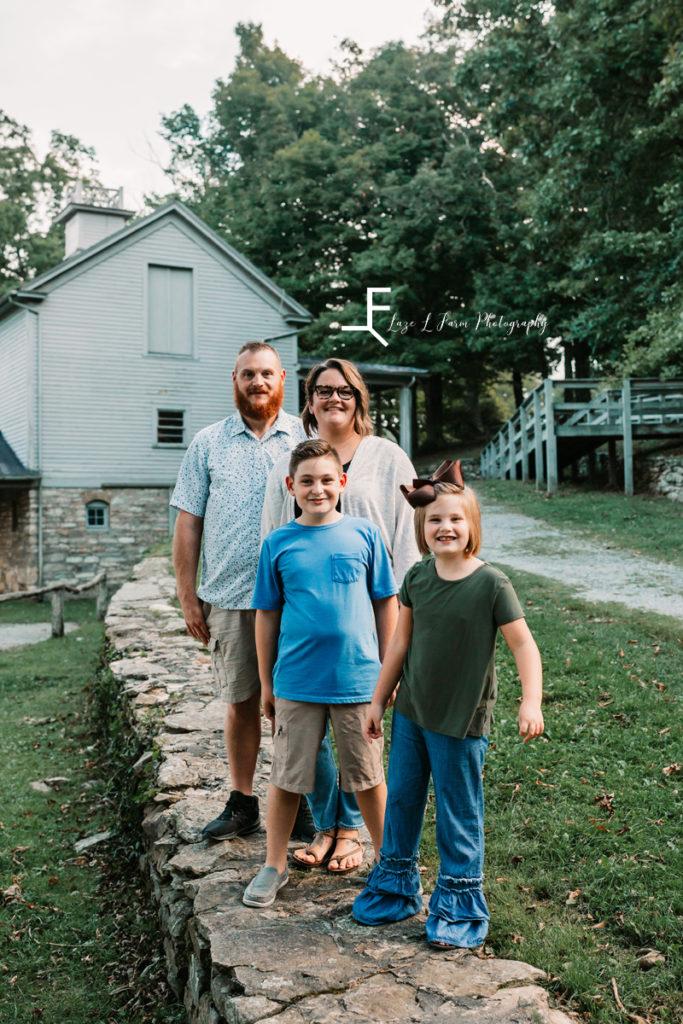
[353,462,544,948]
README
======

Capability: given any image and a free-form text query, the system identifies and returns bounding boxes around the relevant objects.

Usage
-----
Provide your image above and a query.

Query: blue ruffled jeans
[353,710,490,948]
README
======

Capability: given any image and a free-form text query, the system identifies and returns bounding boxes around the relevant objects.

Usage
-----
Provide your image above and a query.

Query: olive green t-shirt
[394,559,524,738]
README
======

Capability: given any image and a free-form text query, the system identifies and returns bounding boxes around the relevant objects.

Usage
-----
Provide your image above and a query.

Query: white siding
[0,310,32,465]
[38,216,302,487]
[65,211,130,258]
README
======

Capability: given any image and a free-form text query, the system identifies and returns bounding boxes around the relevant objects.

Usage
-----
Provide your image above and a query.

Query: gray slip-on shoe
[243,866,289,907]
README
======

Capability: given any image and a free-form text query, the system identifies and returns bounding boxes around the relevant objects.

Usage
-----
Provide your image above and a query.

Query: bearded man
[171,341,307,840]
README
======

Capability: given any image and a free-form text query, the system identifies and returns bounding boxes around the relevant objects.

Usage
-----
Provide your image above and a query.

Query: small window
[148,265,194,356]
[86,500,109,531]
[157,409,184,445]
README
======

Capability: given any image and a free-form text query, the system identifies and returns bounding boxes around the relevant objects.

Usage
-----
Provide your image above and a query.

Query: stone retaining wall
[636,453,683,502]
[106,556,577,1024]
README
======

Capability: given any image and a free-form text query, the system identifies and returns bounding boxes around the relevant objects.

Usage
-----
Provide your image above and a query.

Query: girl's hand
[519,701,544,742]
[364,702,385,742]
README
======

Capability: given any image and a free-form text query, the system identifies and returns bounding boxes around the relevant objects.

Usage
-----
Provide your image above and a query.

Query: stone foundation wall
[105,556,575,1024]
[0,489,38,592]
[42,486,172,589]
[636,454,683,503]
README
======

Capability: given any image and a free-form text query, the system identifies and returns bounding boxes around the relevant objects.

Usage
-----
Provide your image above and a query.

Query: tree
[0,112,99,295]
[434,0,683,379]
[160,25,514,439]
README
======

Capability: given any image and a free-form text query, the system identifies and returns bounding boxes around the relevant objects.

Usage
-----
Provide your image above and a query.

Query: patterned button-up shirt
[171,411,306,608]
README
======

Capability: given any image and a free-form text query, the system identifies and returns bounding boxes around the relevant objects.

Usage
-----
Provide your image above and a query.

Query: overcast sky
[2,0,436,211]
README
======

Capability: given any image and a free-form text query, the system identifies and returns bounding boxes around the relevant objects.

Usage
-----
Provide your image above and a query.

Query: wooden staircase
[480,379,683,494]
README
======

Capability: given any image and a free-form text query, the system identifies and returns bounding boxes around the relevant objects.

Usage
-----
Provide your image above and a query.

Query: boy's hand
[261,684,275,734]
[364,701,385,742]
[519,701,544,742]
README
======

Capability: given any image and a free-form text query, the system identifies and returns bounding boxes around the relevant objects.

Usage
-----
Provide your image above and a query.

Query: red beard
[233,380,285,422]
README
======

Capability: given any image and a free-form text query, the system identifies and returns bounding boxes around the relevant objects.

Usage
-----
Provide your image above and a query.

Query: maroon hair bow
[400,459,464,508]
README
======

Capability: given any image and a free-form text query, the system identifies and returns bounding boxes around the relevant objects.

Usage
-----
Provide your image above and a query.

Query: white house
[0,185,312,592]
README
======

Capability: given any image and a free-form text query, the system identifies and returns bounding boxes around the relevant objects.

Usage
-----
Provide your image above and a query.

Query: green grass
[475,478,683,568]
[0,599,183,1024]
[416,571,681,1023]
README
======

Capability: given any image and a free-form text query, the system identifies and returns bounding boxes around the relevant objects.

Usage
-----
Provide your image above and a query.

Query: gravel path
[0,621,79,650]
[480,504,683,620]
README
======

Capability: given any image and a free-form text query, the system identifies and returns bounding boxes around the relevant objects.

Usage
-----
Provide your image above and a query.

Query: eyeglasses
[313,385,356,401]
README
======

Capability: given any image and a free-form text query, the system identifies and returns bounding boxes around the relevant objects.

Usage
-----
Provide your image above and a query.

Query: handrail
[480,378,683,495]
[0,570,108,636]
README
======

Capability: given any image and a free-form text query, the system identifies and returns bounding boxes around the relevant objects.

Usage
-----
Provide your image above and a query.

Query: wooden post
[96,577,108,620]
[622,378,634,495]
[544,378,558,493]
[507,420,516,479]
[607,438,618,488]
[533,388,544,490]
[399,386,412,458]
[51,589,65,638]
[520,405,529,483]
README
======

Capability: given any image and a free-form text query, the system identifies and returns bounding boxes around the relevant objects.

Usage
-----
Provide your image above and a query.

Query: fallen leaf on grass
[2,884,23,903]
[595,791,616,817]
[566,889,581,905]
[662,764,680,777]
[636,948,665,970]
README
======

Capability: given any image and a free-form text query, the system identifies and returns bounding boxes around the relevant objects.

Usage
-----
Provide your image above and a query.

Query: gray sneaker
[243,866,289,907]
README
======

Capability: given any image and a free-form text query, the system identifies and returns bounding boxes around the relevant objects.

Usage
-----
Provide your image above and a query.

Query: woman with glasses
[261,357,420,873]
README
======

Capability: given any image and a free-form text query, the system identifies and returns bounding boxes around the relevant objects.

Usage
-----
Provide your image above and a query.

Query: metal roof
[0,433,40,485]
[297,356,430,385]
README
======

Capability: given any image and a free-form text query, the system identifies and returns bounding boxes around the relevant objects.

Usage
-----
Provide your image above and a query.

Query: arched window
[85,500,109,531]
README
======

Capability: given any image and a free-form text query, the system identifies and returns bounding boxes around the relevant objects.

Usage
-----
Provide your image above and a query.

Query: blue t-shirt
[252,515,397,703]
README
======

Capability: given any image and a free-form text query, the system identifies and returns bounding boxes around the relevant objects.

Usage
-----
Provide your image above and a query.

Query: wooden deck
[480,379,683,494]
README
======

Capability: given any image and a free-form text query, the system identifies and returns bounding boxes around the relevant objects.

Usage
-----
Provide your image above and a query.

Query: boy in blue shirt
[243,439,398,907]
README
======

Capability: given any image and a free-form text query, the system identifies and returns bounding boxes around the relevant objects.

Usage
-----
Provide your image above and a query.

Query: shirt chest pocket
[331,554,363,583]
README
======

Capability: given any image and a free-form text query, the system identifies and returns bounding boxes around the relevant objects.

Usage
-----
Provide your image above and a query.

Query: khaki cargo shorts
[270,697,385,795]
[203,604,260,703]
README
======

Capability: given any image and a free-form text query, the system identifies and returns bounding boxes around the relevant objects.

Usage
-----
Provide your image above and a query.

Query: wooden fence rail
[0,570,108,637]
[480,378,683,494]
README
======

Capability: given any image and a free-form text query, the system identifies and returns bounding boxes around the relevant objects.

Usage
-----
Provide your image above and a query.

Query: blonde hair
[302,358,373,437]
[413,482,482,558]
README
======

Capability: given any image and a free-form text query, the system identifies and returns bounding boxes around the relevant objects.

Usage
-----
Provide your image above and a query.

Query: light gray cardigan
[260,435,420,586]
